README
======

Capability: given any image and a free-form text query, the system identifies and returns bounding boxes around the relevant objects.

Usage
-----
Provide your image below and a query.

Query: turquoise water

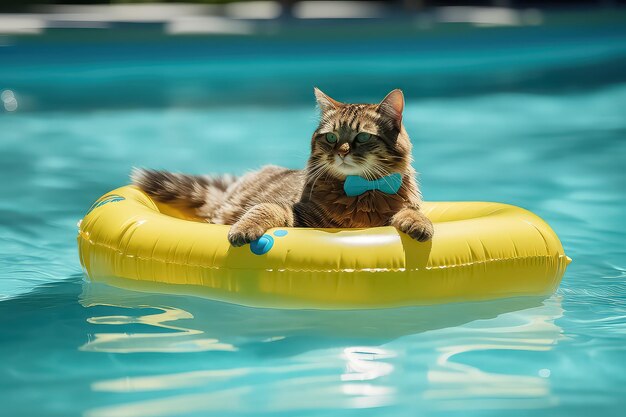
[1,18,626,417]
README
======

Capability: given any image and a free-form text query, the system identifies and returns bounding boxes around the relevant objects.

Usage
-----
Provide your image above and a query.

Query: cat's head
[309,88,413,180]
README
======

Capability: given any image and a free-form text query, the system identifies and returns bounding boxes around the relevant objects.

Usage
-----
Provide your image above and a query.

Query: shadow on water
[0,274,552,357]
[78,279,550,358]
[77,278,565,416]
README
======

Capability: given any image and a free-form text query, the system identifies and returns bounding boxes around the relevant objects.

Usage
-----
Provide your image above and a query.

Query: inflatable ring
[77,186,570,309]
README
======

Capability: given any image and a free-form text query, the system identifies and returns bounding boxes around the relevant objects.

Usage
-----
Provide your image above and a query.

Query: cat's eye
[325,133,338,143]
[355,132,371,143]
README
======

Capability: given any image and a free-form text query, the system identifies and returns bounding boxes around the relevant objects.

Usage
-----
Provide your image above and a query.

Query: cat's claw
[392,211,434,242]
[228,224,266,247]
[405,223,434,242]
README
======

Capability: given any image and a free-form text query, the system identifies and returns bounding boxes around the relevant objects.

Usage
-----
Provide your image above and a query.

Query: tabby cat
[132,88,433,246]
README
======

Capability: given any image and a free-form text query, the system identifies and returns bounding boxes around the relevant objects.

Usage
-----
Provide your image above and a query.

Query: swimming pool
[1,12,625,417]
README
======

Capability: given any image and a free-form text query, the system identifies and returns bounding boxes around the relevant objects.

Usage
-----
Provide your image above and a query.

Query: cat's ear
[314,87,342,112]
[378,89,404,128]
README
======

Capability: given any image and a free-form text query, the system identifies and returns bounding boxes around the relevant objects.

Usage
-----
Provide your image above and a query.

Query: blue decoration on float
[250,234,274,255]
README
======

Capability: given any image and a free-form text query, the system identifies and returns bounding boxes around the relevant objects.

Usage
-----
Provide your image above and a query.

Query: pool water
[1,15,626,417]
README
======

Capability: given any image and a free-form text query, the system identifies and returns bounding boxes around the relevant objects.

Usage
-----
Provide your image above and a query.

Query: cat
[132,88,434,246]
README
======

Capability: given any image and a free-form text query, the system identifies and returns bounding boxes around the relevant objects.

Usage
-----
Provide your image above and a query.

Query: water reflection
[424,298,564,410]
[81,282,563,415]
[341,347,396,409]
[81,304,236,353]
[80,281,552,355]
[341,347,395,382]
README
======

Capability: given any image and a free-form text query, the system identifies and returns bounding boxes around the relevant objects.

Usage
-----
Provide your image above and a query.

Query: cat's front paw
[391,210,434,242]
[228,222,266,247]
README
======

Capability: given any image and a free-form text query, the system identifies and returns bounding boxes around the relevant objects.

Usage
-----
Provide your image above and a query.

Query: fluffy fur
[132,88,433,246]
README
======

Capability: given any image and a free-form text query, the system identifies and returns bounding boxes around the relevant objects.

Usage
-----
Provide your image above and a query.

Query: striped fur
[132,88,433,246]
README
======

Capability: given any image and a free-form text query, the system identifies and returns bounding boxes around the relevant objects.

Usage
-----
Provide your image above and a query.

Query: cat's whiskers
[361,163,379,182]
[308,167,331,201]
[306,160,332,200]
[366,163,396,193]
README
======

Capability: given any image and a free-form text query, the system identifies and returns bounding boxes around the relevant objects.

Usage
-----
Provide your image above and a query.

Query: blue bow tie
[343,173,403,197]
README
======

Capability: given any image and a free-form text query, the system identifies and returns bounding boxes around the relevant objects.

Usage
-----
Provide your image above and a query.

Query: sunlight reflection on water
[80,281,564,416]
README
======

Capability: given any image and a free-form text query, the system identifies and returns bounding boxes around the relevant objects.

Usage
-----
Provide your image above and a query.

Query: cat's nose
[337,143,350,157]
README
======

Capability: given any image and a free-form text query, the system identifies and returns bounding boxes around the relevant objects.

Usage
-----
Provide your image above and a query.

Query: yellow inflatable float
[77,186,570,309]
